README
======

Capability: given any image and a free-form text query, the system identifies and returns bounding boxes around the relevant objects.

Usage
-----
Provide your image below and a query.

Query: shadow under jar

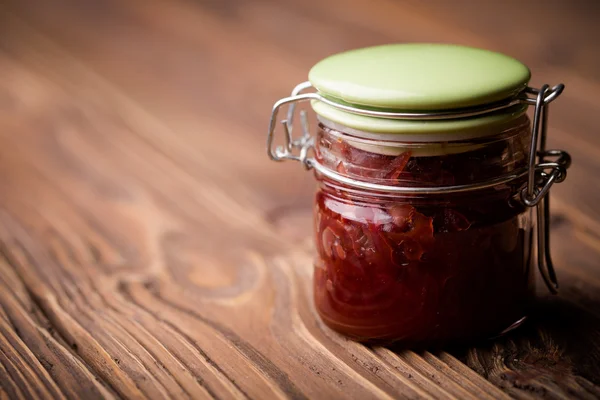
[266,44,571,347]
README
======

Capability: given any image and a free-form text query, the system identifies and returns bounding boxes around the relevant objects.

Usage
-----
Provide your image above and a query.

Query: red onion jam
[313,118,535,345]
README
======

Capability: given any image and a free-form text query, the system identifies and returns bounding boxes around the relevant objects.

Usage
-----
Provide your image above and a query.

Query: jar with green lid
[266,44,571,345]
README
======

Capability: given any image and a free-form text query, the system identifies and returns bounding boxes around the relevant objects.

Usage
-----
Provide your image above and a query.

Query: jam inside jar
[312,115,535,345]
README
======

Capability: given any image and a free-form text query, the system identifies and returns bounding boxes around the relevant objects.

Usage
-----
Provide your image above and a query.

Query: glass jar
[313,116,533,344]
[266,44,570,346]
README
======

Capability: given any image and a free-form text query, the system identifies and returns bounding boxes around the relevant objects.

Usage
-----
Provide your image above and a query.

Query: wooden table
[0,1,598,398]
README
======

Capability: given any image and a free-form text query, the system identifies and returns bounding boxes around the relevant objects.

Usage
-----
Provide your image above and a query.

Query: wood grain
[0,0,599,398]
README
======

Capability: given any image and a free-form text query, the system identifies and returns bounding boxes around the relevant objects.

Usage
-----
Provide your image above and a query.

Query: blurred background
[1,1,598,245]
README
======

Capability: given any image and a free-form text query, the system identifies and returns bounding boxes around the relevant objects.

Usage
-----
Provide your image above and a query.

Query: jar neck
[313,115,531,189]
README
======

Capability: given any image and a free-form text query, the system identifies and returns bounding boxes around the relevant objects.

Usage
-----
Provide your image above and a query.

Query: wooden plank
[0,0,598,398]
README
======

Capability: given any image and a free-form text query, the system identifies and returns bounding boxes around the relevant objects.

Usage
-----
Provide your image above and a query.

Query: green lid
[309,43,530,110]
[308,44,531,137]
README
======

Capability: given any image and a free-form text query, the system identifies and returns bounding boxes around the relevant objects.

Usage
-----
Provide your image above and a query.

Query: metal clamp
[519,85,571,294]
[266,82,315,168]
[266,82,571,294]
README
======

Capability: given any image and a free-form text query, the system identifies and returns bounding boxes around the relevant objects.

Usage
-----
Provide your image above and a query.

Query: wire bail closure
[266,82,570,294]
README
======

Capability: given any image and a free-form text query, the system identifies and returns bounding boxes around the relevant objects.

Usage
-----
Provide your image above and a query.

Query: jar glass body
[312,115,535,345]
